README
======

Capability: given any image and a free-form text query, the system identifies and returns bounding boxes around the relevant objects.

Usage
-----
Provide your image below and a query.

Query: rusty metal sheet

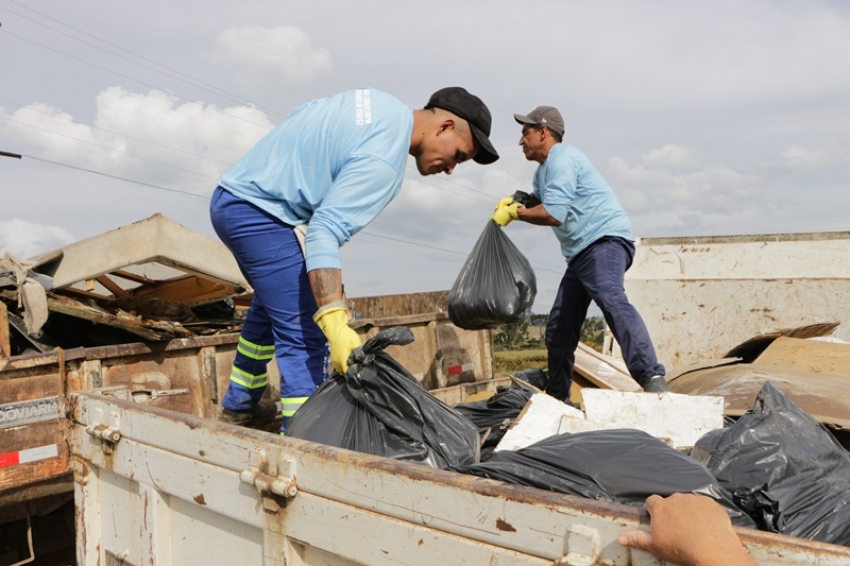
[754,336,850,376]
[0,419,70,503]
[348,290,449,319]
[430,376,513,406]
[670,362,850,428]
[725,322,841,362]
[0,334,241,502]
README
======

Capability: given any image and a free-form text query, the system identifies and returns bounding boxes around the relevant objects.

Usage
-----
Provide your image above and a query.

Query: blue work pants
[210,187,328,420]
[545,237,665,401]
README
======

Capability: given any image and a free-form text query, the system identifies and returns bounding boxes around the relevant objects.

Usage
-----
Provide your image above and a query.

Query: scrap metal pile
[1,214,250,355]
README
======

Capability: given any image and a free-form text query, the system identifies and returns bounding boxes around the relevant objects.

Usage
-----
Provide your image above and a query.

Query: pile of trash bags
[288,326,850,548]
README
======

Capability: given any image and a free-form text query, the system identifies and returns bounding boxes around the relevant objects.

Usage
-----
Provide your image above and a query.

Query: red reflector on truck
[447,363,475,376]
[0,444,59,468]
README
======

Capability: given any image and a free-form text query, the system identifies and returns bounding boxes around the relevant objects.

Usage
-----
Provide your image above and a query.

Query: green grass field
[493,349,548,374]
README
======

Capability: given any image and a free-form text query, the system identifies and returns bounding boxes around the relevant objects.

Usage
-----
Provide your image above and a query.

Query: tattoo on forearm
[311,269,341,301]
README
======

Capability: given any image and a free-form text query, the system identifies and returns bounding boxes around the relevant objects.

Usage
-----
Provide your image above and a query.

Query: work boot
[642,375,670,393]
[218,399,279,428]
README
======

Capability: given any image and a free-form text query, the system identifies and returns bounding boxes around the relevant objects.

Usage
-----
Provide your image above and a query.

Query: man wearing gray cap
[491,105,667,401]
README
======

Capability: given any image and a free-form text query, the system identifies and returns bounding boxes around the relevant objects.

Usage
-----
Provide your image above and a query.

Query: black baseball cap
[425,87,499,164]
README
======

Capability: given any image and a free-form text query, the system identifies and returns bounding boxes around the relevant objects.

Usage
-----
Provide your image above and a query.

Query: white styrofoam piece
[556,414,609,436]
[556,414,678,447]
[494,393,584,452]
[580,389,724,449]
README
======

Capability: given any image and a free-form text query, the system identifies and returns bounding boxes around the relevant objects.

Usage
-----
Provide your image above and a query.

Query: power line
[6,152,565,275]
[357,230,468,257]
[19,154,209,199]
[0,7,500,215]
[1,29,275,131]
[2,1,287,120]
[4,107,496,204]
[0,31,494,203]
[1,115,220,181]
[0,27,495,203]
[2,105,495,207]
[2,103,495,206]
[0,97,234,167]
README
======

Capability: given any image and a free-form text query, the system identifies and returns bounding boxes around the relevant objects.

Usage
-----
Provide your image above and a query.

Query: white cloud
[4,103,97,161]
[607,149,767,237]
[779,145,846,171]
[2,88,275,195]
[641,145,699,170]
[208,25,332,92]
[0,219,75,258]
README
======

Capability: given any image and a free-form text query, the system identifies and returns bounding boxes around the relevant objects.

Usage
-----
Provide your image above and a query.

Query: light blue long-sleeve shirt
[533,144,634,262]
[218,88,413,271]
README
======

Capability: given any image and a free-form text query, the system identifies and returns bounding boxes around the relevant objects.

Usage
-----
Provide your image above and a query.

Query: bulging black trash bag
[453,428,755,528]
[448,221,537,330]
[286,326,480,469]
[691,381,850,545]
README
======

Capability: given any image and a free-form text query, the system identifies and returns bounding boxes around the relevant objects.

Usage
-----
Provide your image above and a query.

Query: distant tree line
[492,314,605,352]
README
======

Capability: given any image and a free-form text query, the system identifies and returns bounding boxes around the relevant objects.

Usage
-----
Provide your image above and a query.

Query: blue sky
[2,0,849,313]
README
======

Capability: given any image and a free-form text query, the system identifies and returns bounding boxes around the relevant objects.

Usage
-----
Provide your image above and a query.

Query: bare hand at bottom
[618,493,756,566]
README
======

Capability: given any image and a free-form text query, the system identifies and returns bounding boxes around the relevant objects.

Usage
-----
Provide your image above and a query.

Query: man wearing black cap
[491,105,667,400]
[212,87,498,431]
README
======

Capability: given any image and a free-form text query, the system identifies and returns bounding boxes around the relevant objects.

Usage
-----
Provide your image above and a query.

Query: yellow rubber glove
[313,304,362,375]
[490,202,522,226]
[496,195,515,208]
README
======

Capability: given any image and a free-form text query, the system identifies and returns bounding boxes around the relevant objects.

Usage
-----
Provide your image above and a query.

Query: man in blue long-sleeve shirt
[212,87,499,431]
[491,105,666,402]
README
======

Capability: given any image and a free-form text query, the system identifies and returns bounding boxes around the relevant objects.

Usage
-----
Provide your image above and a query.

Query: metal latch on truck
[84,406,121,454]
[239,448,298,500]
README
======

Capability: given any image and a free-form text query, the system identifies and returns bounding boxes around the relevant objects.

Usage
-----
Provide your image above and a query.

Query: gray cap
[514,106,564,137]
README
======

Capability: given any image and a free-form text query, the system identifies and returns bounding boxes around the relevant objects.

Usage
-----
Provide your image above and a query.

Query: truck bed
[71,392,850,566]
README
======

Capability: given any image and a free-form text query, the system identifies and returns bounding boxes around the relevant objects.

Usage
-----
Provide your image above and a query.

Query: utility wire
[20,154,209,199]
[9,151,564,274]
[354,232,465,263]
[2,1,287,120]
[4,107,494,205]
[1,7,498,209]
[2,105,494,206]
[1,29,275,131]
[2,115,220,181]
[1,29,494,202]
[0,97,234,167]
[1,30,494,202]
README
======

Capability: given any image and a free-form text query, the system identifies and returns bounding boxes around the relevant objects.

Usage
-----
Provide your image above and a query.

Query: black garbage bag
[453,428,755,528]
[454,385,534,461]
[286,326,480,469]
[448,221,536,330]
[514,367,549,390]
[691,381,850,545]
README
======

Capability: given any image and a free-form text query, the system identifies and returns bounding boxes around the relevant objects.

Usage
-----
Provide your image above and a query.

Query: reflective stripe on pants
[211,187,329,414]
